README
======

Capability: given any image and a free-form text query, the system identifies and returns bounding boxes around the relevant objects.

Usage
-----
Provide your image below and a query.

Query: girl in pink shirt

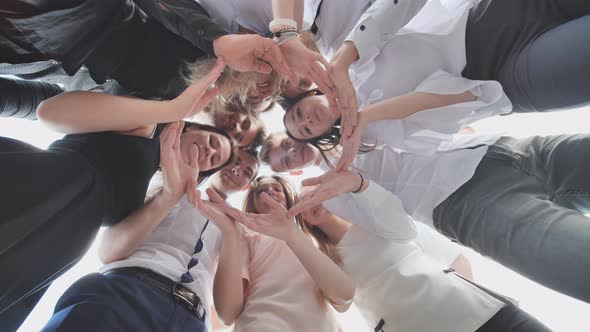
[211,175,354,331]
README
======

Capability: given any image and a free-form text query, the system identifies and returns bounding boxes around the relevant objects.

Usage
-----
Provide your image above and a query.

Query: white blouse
[315,0,512,155]
[326,182,503,332]
[323,134,501,227]
[338,225,503,332]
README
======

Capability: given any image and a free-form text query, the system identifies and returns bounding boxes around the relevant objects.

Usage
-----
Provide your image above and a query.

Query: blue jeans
[434,135,590,303]
[42,272,207,332]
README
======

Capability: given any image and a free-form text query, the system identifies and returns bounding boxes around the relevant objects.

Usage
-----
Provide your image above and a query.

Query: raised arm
[291,169,417,241]
[191,189,246,325]
[37,61,223,134]
[98,121,200,263]
[228,195,355,311]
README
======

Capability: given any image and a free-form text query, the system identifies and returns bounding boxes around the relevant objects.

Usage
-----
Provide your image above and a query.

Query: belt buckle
[172,283,205,321]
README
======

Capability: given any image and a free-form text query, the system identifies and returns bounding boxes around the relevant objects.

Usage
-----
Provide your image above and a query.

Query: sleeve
[133,0,227,56]
[324,180,417,242]
[345,0,428,61]
[368,70,513,155]
[414,222,463,266]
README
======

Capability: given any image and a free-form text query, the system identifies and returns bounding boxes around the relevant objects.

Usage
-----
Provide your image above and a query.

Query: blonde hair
[185,58,287,116]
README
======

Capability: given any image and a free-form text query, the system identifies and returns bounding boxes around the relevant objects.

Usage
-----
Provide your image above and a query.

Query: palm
[329,64,358,138]
[194,190,236,233]
[289,169,361,217]
[160,121,200,202]
[280,37,334,95]
[229,194,296,241]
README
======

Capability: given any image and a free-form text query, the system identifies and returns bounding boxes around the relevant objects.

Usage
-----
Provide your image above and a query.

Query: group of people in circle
[1,0,589,331]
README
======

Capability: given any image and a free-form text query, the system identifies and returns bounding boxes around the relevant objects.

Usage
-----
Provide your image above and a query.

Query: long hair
[182,121,236,177]
[243,175,341,266]
[282,90,375,161]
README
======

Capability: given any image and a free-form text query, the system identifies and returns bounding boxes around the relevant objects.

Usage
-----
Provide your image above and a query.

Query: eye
[209,135,213,146]
[296,107,302,120]
[305,127,312,136]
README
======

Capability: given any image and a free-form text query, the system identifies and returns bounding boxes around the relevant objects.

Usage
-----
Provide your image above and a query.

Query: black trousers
[0,76,63,119]
[477,304,552,332]
[463,0,590,112]
[0,137,105,330]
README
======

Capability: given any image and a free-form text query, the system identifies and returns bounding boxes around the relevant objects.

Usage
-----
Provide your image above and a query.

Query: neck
[315,213,351,244]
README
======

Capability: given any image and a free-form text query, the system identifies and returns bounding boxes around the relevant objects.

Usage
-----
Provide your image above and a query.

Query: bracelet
[271,28,297,39]
[269,18,297,33]
[273,31,298,46]
[352,173,364,194]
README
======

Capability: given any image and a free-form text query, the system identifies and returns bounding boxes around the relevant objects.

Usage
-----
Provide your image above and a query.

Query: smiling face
[252,177,288,214]
[265,133,320,172]
[213,111,259,147]
[246,73,274,112]
[179,127,232,172]
[284,94,340,140]
[209,149,259,195]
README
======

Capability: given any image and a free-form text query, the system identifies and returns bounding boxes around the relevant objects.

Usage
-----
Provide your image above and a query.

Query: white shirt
[323,134,500,227]
[100,196,222,332]
[328,182,504,332]
[315,0,511,154]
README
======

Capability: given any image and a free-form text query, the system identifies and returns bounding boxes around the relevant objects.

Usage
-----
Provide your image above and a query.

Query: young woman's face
[266,133,320,172]
[246,73,274,112]
[253,177,287,214]
[210,149,259,194]
[284,95,339,140]
[180,128,232,172]
[213,111,258,147]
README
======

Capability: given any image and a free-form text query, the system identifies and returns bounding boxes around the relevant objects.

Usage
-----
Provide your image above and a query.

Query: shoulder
[118,124,158,138]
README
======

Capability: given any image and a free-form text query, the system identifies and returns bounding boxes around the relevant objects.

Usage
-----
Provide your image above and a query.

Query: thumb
[254,60,273,75]
[301,174,324,186]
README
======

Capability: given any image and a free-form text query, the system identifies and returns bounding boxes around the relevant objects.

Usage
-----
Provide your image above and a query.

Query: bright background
[2,104,590,331]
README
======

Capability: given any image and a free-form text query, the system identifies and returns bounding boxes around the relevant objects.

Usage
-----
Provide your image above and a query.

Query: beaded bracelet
[273,31,299,46]
[352,173,364,194]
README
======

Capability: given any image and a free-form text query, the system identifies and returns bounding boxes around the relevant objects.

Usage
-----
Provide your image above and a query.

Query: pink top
[234,229,341,332]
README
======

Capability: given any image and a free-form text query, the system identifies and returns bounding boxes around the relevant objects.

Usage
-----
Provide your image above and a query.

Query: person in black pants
[462,0,590,112]
[0,64,235,330]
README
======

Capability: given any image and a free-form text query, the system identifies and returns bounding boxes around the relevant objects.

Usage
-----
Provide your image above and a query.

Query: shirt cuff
[345,16,381,62]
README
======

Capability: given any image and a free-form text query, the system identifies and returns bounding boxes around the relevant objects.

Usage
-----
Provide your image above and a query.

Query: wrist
[154,191,181,210]
[331,41,359,69]
[284,223,302,246]
[220,222,240,238]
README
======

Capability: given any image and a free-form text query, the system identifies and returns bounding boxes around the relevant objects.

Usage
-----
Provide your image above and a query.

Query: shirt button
[198,29,204,35]
[50,60,60,65]
[360,25,365,31]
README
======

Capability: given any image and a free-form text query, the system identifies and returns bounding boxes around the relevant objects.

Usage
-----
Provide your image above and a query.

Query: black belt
[104,267,206,322]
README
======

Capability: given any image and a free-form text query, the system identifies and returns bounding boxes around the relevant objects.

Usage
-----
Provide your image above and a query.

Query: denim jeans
[434,135,590,303]
[42,272,206,332]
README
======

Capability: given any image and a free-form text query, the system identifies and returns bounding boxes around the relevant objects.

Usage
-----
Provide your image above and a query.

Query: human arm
[292,169,417,241]
[98,121,200,263]
[335,89,475,170]
[228,194,355,311]
[191,189,246,325]
[345,0,428,61]
[37,61,223,134]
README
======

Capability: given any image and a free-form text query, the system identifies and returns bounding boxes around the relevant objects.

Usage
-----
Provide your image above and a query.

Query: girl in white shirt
[297,170,552,332]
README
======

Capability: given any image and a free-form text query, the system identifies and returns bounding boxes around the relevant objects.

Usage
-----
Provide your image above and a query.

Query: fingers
[262,39,297,84]
[259,192,281,209]
[289,189,327,217]
[173,120,183,151]
[206,187,225,204]
[190,88,218,117]
[186,59,225,101]
[309,60,334,95]
[300,173,326,186]
[254,59,273,75]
